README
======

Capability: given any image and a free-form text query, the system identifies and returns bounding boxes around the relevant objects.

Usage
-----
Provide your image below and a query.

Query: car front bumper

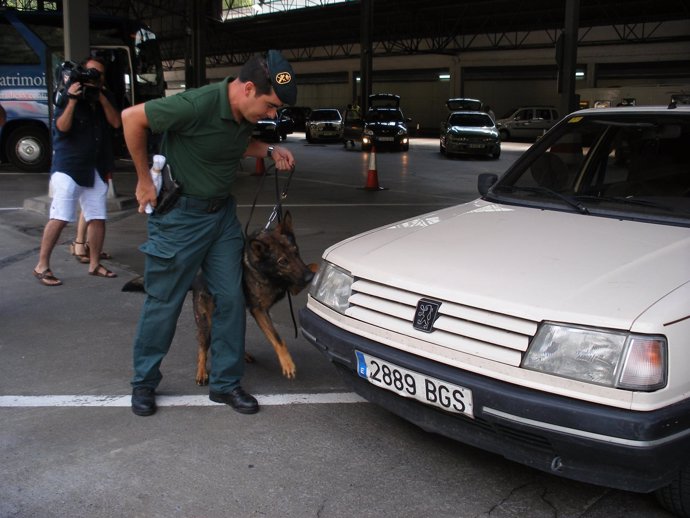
[445,140,498,155]
[300,307,690,493]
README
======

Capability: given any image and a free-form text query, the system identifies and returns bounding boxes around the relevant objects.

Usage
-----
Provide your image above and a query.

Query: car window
[490,113,690,224]
[367,109,404,123]
[514,109,532,121]
[311,110,341,121]
[535,109,552,120]
[449,113,494,127]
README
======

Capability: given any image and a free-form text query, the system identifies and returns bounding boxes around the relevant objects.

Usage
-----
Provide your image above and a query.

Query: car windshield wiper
[574,194,682,214]
[495,185,590,214]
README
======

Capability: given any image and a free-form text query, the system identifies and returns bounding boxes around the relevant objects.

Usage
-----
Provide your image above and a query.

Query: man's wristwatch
[266,146,274,159]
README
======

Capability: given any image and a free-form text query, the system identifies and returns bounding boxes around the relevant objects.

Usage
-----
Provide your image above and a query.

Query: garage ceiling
[84,0,690,68]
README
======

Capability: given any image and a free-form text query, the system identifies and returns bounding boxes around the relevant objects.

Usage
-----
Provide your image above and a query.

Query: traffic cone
[253,157,266,176]
[362,146,385,190]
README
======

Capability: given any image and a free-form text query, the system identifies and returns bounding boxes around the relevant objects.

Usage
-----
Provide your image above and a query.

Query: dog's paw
[282,360,297,379]
[195,371,209,386]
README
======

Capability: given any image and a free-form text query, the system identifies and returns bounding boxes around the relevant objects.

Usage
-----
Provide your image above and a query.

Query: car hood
[324,200,690,328]
[447,126,498,138]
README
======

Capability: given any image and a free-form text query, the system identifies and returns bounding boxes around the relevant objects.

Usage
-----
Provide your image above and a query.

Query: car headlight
[309,261,353,313]
[397,129,407,136]
[522,322,667,391]
[364,129,374,136]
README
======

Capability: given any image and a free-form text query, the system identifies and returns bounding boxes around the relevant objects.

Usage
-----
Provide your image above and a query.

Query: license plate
[355,351,473,417]
[378,136,394,142]
[469,143,485,149]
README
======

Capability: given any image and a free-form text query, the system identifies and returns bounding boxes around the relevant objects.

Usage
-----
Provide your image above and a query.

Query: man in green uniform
[122,51,297,416]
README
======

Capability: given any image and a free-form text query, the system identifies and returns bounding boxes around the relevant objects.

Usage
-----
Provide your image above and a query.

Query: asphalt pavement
[0,137,673,517]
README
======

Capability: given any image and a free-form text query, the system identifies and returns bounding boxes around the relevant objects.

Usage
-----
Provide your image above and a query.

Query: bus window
[0,18,40,64]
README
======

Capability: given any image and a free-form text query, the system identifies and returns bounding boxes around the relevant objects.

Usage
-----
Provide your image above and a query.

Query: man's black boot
[209,386,259,414]
[131,387,157,416]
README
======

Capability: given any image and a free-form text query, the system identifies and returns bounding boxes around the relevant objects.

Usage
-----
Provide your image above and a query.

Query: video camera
[54,61,102,107]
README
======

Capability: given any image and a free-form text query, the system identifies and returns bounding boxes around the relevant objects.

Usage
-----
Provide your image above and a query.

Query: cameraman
[33,56,121,286]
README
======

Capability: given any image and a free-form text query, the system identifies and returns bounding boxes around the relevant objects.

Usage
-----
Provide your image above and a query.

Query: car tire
[402,143,409,152]
[306,130,314,143]
[440,143,445,155]
[5,125,51,172]
[491,147,501,159]
[655,464,690,518]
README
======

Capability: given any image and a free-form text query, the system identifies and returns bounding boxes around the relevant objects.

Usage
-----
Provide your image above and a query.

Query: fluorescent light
[439,73,451,80]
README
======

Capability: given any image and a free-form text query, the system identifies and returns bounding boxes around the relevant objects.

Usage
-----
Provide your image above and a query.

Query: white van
[301,105,690,517]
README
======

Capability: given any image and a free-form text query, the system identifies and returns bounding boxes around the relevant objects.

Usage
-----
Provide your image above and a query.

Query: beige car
[301,106,690,517]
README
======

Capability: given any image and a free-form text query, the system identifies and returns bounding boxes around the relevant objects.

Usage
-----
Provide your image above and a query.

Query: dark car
[362,94,410,152]
[305,108,343,143]
[279,106,312,131]
[253,111,294,142]
[440,111,501,159]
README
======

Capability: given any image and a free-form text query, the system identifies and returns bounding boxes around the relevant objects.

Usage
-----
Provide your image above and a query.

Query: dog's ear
[279,211,294,235]
[250,239,267,258]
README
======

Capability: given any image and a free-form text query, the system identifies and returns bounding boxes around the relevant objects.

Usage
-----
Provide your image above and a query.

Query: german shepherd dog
[124,211,316,381]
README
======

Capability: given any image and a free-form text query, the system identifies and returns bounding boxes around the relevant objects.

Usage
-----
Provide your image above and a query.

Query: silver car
[496,106,559,141]
[305,109,343,143]
[440,111,500,158]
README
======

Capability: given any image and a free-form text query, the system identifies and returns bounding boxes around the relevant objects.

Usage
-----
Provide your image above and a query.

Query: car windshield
[367,109,404,123]
[488,111,690,226]
[311,110,341,121]
[449,113,494,127]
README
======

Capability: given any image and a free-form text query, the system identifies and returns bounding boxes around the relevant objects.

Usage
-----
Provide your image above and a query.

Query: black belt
[178,195,231,213]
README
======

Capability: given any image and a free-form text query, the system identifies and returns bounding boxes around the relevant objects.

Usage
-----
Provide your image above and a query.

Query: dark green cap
[267,50,296,106]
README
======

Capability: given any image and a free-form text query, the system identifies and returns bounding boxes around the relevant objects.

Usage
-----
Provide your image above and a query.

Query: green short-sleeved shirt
[145,77,254,199]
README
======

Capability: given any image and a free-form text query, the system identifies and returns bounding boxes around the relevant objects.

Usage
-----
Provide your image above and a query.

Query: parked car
[496,106,559,140]
[362,93,410,152]
[440,111,500,158]
[301,105,690,517]
[305,108,344,143]
[253,111,294,142]
[279,106,312,131]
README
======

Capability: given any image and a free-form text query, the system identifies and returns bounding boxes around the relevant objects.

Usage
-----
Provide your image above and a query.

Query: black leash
[245,163,299,338]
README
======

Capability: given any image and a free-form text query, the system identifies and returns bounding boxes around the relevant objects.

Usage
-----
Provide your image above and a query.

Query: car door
[343,108,364,143]
[509,108,535,138]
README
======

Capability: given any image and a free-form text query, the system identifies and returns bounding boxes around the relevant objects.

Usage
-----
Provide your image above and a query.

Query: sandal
[89,264,117,278]
[69,241,90,264]
[33,268,63,287]
[70,241,112,262]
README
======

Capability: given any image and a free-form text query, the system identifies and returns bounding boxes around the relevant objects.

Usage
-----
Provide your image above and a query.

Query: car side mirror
[477,173,499,195]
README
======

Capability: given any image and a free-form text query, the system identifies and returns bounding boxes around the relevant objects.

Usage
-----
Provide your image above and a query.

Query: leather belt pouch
[155,164,181,215]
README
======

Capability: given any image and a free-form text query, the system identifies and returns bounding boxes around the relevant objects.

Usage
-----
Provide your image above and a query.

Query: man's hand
[271,145,295,171]
[136,179,158,214]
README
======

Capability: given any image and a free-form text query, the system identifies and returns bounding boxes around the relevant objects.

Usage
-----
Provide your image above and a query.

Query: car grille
[345,278,538,367]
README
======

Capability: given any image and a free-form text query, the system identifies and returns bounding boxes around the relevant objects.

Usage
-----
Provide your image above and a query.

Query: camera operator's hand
[66,81,82,101]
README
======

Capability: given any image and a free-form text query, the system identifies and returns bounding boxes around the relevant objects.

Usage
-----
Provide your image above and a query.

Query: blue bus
[0,8,165,171]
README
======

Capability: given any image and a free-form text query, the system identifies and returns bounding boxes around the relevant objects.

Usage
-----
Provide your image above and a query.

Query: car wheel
[440,143,446,155]
[306,129,314,143]
[6,125,51,172]
[655,464,690,517]
[499,129,509,141]
[402,143,409,152]
[491,147,501,159]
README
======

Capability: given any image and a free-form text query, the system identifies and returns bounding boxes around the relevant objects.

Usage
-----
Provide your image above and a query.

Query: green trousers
[131,196,246,393]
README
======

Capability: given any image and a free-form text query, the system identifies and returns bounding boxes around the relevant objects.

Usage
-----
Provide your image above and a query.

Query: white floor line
[0,392,366,408]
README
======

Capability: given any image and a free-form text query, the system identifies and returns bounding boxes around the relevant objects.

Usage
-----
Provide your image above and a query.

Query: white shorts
[49,172,108,223]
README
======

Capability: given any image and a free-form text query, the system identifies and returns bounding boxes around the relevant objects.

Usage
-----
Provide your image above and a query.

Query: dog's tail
[121,275,145,292]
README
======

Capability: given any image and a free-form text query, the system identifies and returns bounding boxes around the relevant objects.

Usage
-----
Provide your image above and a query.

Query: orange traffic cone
[253,157,266,176]
[362,146,385,190]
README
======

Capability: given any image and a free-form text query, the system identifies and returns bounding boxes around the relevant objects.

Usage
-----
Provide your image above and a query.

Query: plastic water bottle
[145,154,166,214]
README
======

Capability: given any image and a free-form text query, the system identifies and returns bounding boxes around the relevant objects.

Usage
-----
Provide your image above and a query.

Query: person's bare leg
[35,218,68,273]
[71,212,89,259]
[86,219,105,270]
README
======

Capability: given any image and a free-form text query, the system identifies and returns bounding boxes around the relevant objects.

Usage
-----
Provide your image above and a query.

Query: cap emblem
[275,72,292,85]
